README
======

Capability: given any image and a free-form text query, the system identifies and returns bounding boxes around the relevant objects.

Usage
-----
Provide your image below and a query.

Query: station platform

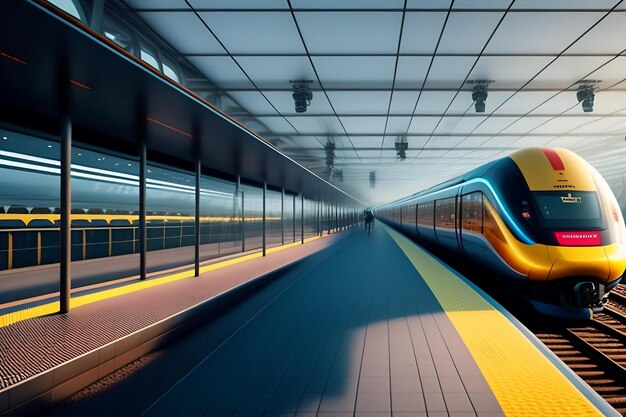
[1,223,620,417]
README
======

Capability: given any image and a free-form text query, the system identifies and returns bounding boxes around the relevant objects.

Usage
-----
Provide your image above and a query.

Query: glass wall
[241,183,263,251]
[0,129,59,276]
[283,193,295,243]
[266,189,282,248]
[200,176,239,260]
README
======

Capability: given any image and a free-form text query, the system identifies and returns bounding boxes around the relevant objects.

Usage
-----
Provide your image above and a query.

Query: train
[375,147,626,319]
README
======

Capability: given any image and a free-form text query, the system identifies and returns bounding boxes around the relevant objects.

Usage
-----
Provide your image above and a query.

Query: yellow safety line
[383,225,604,417]
[0,234,325,329]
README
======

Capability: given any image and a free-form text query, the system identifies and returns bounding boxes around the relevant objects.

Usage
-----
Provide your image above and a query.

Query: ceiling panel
[472,116,519,134]
[499,116,552,134]
[438,12,505,54]
[187,56,254,89]
[295,12,403,54]
[468,56,554,89]
[484,12,604,54]
[585,56,626,88]
[311,57,396,89]
[126,0,189,9]
[511,0,619,9]
[340,117,387,134]
[227,91,281,114]
[530,91,579,114]
[510,136,558,147]
[291,0,405,8]
[411,91,458,114]
[452,0,510,9]
[385,116,412,134]
[138,12,224,54]
[450,117,488,134]
[399,12,447,54]
[564,12,626,55]
[235,57,314,89]
[325,91,392,114]
[424,56,477,88]
[394,56,433,89]
[406,117,443,134]
[526,56,611,89]
[198,12,303,54]
[286,116,344,135]
[494,91,558,114]
[571,117,626,134]
[433,117,462,134]
[533,116,602,134]
[189,0,288,9]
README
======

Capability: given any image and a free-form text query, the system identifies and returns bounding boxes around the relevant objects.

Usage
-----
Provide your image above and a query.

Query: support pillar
[194,158,200,277]
[139,139,147,280]
[301,194,304,244]
[292,194,296,242]
[281,187,285,245]
[59,115,71,313]
[262,181,267,256]
[241,190,245,252]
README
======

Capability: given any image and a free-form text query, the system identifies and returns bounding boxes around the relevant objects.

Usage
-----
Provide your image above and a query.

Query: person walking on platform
[364,209,374,236]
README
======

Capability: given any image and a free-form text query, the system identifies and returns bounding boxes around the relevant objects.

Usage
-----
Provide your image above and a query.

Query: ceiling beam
[192,87,626,93]
[225,113,626,118]
[262,132,625,137]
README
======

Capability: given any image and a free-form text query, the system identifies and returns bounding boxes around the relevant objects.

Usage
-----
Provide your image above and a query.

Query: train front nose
[547,246,610,311]
[547,246,610,283]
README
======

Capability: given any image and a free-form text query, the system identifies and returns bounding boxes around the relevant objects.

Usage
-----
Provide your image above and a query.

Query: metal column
[301,194,304,244]
[281,188,285,245]
[292,194,296,242]
[262,181,267,257]
[139,139,147,280]
[241,190,245,252]
[194,158,200,277]
[59,115,71,313]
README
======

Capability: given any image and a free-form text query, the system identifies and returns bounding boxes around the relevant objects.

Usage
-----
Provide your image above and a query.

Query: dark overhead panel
[0,1,363,207]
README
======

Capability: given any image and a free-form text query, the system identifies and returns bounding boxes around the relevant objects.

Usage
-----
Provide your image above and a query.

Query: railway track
[530,284,626,416]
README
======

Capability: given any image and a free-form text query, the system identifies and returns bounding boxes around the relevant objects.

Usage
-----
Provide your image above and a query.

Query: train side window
[461,192,483,233]
[402,203,416,227]
[47,0,87,22]
[435,198,455,230]
[417,201,434,227]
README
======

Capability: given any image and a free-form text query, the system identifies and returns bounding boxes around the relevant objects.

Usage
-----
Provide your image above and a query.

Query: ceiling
[123,0,626,206]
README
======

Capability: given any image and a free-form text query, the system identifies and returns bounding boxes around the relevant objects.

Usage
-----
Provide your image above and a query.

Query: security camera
[472,90,488,113]
[291,81,313,113]
[576,89,594,113]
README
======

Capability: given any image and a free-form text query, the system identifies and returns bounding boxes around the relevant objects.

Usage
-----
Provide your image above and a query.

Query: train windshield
[532,191,604,229]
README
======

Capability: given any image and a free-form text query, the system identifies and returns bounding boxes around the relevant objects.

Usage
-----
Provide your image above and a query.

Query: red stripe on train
[542,148,565,171]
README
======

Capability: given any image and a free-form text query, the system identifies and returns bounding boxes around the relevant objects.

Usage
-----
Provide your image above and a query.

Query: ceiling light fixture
[467,80,494,113]
[395,136,408,161]
[576,80,600,113]
[324,140,335,177]
[291,80,313,113]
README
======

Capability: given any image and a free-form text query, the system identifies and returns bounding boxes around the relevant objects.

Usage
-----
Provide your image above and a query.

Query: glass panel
[200,176,238,259]
[417,201,434,226]
[242,183,263,250]
[0,129,59,278]
[435,198,456,230]
[71,146,138,268]
[104,28,132,52]
[146,163,195,271]
[461,192,483,233]
[532,191,604,229]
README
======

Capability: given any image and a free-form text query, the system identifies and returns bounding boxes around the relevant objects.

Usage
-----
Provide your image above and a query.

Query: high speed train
[376,147,626,319]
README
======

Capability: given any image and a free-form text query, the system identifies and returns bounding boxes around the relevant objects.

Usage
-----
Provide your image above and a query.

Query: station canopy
[125,0,626,205]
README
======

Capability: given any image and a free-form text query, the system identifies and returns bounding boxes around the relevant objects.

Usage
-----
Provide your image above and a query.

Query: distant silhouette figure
[364,209,374,236]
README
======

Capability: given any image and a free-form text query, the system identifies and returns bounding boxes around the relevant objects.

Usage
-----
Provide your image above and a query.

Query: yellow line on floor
[383,225,606,417]
[0,234,326,329]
